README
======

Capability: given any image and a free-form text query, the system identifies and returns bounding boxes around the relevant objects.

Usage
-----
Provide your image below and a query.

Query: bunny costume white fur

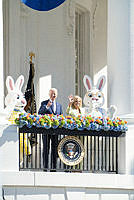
[83,75,117,119]
[0,75,26,124]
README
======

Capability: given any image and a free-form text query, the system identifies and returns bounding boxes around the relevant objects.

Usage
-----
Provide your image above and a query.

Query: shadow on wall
[0,125,18,147]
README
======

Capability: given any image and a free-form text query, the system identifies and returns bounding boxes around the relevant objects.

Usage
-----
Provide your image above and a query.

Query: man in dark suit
[38,88,63,169]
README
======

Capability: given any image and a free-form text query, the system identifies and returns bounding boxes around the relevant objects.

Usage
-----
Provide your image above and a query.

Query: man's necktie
[51,101,54,113]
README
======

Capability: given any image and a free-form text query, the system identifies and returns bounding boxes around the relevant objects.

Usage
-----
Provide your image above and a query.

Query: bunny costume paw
[107,105,117,119]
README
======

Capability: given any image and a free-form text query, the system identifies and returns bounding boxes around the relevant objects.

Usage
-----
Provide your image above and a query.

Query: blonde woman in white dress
[66,95,84,117]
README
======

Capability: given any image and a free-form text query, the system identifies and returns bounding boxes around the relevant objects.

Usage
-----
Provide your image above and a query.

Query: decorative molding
[20,2,30,17]
[92,0,99,38]
[66,0,75,36]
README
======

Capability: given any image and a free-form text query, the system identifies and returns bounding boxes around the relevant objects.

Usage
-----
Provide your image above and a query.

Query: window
[75,7,90,99]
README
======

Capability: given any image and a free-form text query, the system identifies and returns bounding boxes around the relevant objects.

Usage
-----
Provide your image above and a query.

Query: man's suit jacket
[38,99,63,115]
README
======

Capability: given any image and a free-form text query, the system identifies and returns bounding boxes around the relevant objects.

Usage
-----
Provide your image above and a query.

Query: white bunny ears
[6,75,24,92]
[83,75,106,91]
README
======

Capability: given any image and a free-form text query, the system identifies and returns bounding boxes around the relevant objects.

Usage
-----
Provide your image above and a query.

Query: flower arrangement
[15,113,128,132]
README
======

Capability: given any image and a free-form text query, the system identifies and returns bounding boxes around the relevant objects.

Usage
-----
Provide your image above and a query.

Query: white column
[107,0,134,175]
[124,0,134,174]
[107,0,130,175]
[0,0,4,110]
[0,1,4,199]
[130,0,134,113]
[107,0,130,115]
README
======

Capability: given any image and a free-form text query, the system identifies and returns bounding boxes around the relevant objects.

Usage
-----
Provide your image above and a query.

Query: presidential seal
[58,136,85,166]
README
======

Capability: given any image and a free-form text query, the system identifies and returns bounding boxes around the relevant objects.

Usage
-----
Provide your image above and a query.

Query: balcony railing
[19,126,125,173]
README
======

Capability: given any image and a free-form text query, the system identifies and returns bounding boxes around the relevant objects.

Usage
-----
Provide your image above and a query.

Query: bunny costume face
[83,75,106,109]
[0,75,27,125]
[5,75,26,110]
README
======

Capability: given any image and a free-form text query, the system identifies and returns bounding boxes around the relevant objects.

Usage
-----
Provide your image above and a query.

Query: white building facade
[0,0,134,199]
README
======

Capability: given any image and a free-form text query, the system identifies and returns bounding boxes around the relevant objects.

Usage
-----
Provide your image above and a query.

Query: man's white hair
[49,88,58,95]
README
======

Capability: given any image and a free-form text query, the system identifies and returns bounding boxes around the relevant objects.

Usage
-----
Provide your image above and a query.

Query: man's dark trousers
[38,99,62,169]
[42,134,58,169]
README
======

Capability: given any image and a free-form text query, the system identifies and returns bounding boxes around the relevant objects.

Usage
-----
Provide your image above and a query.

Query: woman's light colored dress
[66,106,85,117]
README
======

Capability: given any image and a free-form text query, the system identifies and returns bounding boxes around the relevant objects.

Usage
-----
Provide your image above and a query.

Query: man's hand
[46,100,52,108]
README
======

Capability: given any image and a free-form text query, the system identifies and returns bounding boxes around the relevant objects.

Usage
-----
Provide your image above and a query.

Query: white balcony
[0,123,134,200]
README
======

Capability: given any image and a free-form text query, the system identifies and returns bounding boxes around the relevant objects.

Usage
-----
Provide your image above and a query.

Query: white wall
[4,0,131,116]
[3,0,75,114]
[107,0,130,115]
[3,0,96,114]
[3,0,108,113]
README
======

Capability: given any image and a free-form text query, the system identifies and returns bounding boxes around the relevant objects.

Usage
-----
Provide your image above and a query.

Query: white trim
[2,171,134,190]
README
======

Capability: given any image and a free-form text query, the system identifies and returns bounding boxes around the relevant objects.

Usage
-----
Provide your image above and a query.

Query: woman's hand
[68,94,73,107]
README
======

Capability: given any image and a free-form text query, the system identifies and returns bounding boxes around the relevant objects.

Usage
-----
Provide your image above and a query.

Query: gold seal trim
[58,136,85,166]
